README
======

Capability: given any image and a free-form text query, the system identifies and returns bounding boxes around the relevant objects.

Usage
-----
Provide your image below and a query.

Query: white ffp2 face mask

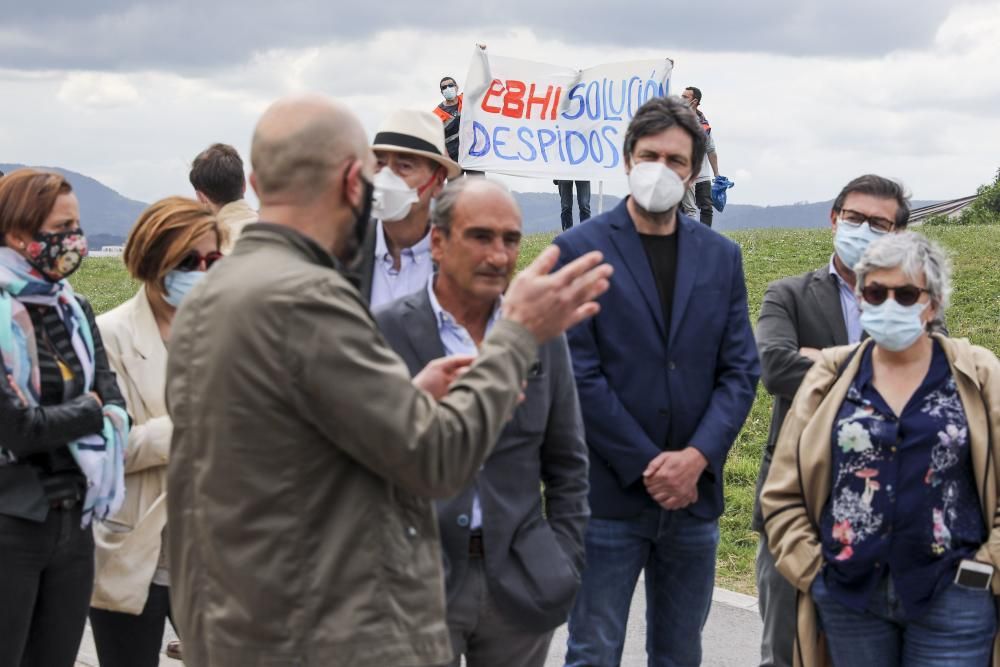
[627,162,686,213]
[371,168,420,223]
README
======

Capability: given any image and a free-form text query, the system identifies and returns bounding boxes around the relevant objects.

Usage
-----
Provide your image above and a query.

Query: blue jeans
[812,572,997,666]
[557,181,591,231]
[565,508,720,667]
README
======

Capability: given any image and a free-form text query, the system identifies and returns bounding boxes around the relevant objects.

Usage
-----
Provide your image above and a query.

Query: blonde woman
[89,196,226,666]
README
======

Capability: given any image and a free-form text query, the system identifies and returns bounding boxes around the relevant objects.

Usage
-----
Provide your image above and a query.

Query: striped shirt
[25,303,86,502]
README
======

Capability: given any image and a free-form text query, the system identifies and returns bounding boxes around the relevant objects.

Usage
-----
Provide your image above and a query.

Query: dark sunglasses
[860,282,929,307]
[176,250,223,272]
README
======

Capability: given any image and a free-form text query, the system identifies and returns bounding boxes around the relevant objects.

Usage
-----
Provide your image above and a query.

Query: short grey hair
[854,231,952,316]
[430,177,518,235]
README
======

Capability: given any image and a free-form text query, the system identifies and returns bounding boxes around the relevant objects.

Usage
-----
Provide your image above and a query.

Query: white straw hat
[372,109,463,179]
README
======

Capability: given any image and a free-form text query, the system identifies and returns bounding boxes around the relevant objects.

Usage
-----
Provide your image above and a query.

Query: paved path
[544,586,762,666]
[77,586,762,666]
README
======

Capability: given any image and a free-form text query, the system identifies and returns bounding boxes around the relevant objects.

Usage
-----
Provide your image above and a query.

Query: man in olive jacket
[164,95,612,667]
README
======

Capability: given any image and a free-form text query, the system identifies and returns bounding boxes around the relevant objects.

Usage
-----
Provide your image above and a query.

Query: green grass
[69,257,139,315]
[70,224,1000,595]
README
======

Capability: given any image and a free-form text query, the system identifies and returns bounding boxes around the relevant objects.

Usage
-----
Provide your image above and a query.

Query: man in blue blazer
[556,97,760,667]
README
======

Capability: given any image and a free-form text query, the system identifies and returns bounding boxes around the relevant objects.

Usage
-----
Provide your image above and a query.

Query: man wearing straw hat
[353,109,462,308]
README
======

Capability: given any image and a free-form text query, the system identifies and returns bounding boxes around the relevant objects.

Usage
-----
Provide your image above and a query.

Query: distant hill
[513,192,938,235]
[0,164,936,241]
[1,163,147,244]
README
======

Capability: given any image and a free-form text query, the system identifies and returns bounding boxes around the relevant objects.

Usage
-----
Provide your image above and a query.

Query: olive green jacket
[761,335,1000,667]
[166,224,537,667]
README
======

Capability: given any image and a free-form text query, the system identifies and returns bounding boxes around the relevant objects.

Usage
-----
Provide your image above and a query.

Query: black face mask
[341,174,374,265]
[26,229,89,281]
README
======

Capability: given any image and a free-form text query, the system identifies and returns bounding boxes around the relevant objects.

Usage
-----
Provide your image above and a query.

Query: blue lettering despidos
[466,120,620,169]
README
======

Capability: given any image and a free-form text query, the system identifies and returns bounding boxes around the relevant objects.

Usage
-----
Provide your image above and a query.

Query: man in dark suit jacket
[555,97,760,666]
[374,177,589,667]
[754,174,912,667]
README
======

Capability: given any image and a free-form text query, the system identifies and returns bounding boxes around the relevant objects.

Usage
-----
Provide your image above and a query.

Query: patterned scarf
[0,247,127,527]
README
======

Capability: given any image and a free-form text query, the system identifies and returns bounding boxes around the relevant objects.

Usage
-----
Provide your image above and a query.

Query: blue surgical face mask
[163,270,208,308]
[860,298,928,352]
[834,219,883,270]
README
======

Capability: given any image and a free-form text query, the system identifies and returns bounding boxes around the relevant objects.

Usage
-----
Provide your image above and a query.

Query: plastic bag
[711,176,734,212]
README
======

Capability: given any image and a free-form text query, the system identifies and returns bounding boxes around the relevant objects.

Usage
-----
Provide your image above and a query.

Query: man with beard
[555,96,760,666]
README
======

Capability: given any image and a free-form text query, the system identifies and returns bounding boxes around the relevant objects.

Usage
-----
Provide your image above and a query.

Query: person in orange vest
[434,76,462,163]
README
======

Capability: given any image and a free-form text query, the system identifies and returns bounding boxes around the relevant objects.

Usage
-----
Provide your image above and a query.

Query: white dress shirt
[369,221,434,309]
[426,276,502,531]
[829,255,863,344]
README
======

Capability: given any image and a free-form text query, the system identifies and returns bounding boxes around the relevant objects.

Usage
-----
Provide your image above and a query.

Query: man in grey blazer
[375,178,590,667]
[754,174,911,667]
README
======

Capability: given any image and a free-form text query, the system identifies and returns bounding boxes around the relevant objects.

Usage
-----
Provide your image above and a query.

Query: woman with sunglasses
[0,169,129,667]
[761,231,1000,667]
[89,196,225,667]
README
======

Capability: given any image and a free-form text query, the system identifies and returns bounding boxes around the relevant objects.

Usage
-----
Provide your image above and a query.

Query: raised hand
[502,246,612,343]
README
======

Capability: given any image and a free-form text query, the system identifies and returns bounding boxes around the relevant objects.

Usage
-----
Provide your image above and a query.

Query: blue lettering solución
[561,74,668,123]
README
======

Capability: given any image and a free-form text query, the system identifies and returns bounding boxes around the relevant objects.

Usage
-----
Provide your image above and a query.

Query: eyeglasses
[440,84,456,91]
[176,250,223,272]
[860,282,929,307]
[839,208,895,235]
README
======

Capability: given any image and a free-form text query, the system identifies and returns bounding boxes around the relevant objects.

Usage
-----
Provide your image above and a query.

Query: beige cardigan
[91,287,172,614]
[216,199,258,254]
[761,335,1000,667]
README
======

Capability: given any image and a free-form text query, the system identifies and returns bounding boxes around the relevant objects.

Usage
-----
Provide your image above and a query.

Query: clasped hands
[642,447,708,510]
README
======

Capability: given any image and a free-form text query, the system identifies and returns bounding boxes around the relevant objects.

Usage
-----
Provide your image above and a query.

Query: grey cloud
[0,1,970,71]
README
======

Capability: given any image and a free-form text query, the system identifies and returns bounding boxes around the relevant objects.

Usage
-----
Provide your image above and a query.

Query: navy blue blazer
[554,199,760,520]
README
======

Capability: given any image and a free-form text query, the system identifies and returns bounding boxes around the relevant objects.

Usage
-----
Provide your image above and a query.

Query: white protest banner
[457,48,673,180]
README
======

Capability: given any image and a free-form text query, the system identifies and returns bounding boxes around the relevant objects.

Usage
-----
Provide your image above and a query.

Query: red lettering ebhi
[479,79,562,120]
[524,83,554,120]
[480,79,505,114]
[501,79,526,119]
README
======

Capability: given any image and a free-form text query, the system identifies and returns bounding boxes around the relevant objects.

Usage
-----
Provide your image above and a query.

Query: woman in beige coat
[90,197,225,667]
[761,231,1000,667]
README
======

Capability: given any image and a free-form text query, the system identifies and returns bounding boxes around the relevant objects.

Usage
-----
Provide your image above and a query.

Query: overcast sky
[2,1,998,208]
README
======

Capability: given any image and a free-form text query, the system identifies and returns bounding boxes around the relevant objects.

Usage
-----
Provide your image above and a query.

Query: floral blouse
[819,340,986,619]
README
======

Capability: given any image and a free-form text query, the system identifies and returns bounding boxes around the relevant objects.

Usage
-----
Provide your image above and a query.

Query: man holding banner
[553,97,759,666]
[434,76,463,163]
